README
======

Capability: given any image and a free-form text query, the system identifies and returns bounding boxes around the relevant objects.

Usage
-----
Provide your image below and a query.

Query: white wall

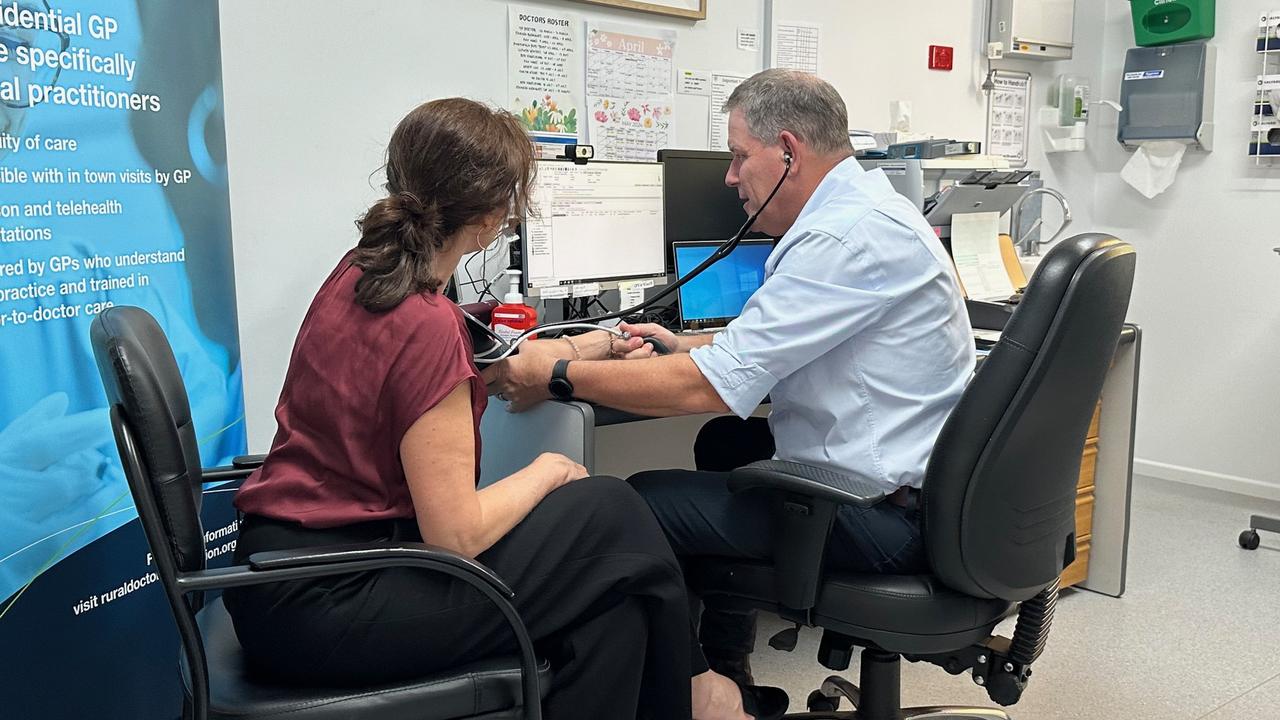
[770,0,991,142]
[769,0,1105,233]
[219,0,765,450]
[789,0,1280,500]
[1087,1,1280,499]
[222,0,1280,502]
[769,0,1280,501]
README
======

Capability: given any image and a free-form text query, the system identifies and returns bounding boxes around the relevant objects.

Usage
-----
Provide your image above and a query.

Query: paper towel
[1121,140,1187,199]
[889,100,912,133]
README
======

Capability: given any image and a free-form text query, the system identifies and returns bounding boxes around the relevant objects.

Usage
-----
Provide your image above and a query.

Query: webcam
[562,144,595,165]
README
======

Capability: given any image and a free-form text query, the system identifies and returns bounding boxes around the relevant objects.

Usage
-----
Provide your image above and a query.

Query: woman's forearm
[463,466,559,556]
[523,330,614,361]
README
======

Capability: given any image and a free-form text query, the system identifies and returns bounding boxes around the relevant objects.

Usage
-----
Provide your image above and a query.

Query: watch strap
[549,358,573,400]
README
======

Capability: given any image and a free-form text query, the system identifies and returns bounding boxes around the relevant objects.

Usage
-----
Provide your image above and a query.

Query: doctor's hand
[612,323,679,359]
[480,352,557,412]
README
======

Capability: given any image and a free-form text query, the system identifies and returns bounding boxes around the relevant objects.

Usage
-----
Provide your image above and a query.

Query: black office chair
[688,233,1136,719]
[90,306,548,720]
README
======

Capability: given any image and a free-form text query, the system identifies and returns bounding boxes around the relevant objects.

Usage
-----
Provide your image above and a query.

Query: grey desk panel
[478,400,595,487]
[1078,324,1140,598]
[480,327,1138,600]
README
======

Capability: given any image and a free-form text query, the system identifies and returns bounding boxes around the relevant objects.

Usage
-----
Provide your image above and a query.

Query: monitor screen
[674,240,773,328]
[658,150,769,271]
[523,160,666,293]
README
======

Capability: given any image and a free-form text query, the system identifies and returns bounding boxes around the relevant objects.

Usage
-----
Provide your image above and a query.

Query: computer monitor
[658,149,770,272]
[521,160,667,296]
[673,239,773,331]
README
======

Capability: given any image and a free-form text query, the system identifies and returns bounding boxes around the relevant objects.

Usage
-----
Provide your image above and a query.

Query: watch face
[549,378,573,400]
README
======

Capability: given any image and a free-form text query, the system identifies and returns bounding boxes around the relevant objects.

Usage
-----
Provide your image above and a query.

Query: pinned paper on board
[771,21,820,74]
[678,69,711,96]
[986,70,1031,167]
[709,72,747,150]
[586,21,676,161]
[508,5,584,148]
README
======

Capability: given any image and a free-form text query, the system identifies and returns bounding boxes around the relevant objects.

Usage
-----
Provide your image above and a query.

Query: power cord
[462,238,513,304]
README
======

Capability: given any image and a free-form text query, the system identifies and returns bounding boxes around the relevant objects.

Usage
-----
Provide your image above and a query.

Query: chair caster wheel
[806,689,840,712]
[1240,530,1261,550]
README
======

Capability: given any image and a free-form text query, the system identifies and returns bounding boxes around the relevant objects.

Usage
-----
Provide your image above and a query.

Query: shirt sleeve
[690,229,897,418]
[383,305,479,444]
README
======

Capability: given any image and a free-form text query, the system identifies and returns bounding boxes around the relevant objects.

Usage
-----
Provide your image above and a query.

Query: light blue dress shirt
[691,157,975,494]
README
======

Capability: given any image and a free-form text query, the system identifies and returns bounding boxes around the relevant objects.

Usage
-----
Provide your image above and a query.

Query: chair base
[784,709,1010,719]
[786,649,1015,720]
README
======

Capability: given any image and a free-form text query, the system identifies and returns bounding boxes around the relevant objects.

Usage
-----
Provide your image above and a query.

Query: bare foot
[691,670,752,720]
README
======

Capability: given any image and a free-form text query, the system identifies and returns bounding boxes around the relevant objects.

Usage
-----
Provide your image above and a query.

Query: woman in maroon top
[224,99,760,720]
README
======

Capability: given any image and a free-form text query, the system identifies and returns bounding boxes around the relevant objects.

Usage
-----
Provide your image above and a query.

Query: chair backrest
[90,306,208,582]
[922,234,1135,602]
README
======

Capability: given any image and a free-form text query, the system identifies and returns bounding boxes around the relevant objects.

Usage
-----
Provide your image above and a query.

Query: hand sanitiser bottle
[490,270,537,342]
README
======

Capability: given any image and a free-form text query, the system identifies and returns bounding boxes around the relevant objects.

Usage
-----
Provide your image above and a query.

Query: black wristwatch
[548,359,575,400]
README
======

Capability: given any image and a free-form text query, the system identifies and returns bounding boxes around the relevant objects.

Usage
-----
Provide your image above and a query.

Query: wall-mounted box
[989,0,1075,61]
[1129,0,1215,47]
[1118,43,1216,151]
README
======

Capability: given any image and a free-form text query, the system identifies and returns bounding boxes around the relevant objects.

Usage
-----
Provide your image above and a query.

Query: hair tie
[396,192,435,223]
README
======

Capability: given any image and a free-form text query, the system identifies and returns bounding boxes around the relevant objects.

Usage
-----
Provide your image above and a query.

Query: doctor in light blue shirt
[488,69,973,701]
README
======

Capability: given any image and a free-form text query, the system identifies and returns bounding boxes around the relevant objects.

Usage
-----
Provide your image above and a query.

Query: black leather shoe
[706,652,754,687]
[740,684,789,720]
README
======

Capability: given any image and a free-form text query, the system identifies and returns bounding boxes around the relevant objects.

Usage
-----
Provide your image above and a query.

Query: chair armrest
[175,541,540,719]
[725,460,888,615]
[248,542,514,598]
[233,454,267,469]
[199,455,267,484]
[728,460,889,508]
[174,541,511,598]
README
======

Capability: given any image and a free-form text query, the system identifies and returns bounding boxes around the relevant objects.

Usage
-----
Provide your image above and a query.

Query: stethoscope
[470,151,793,363]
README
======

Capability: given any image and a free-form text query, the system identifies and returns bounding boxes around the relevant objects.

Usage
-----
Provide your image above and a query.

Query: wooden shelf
[1061,402,1101,589]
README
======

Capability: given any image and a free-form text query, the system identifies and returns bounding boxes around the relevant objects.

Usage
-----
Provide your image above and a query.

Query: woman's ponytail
[348,98,537,312]
[350,192,446,312]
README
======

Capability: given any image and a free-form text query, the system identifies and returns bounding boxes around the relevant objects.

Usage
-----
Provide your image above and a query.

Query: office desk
[478,323,1140,598]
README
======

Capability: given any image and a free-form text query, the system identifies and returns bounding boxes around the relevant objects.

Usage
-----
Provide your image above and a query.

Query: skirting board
[1134,459,1280,503]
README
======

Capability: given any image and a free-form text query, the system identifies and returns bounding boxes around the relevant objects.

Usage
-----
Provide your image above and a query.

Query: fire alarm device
[928,45,954,70]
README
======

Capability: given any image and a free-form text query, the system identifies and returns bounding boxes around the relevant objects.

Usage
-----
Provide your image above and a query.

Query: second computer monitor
[522,160,667,296]
[658,149,770,272]
[673,239,773,331]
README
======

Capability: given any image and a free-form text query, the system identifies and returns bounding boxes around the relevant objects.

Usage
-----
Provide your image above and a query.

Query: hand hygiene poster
[0,1,244,715]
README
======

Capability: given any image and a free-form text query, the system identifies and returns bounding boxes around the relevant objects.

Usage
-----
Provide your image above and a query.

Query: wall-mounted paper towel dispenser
[1118,42,1216,151]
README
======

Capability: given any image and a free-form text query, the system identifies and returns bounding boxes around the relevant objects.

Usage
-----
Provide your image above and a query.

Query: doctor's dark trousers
[628,416,927,676]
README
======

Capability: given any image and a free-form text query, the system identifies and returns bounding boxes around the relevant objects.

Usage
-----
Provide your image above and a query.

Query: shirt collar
[793,156,866,226]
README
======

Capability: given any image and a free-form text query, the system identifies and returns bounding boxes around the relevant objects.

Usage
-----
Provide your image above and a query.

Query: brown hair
[350,98,536,312]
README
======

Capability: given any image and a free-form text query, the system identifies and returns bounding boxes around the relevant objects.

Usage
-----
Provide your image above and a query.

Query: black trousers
[224,477,702,720]
[629,416,927,664]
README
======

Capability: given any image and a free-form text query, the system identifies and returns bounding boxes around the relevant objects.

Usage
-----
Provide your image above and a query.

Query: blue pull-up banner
[0,1,244,715]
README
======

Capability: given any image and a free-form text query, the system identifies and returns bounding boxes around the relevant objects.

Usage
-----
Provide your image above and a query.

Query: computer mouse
[642,337,672,355]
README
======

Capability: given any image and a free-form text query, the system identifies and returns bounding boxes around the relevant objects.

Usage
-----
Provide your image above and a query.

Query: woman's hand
[528,452,589,489]
[563,330,615,360]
